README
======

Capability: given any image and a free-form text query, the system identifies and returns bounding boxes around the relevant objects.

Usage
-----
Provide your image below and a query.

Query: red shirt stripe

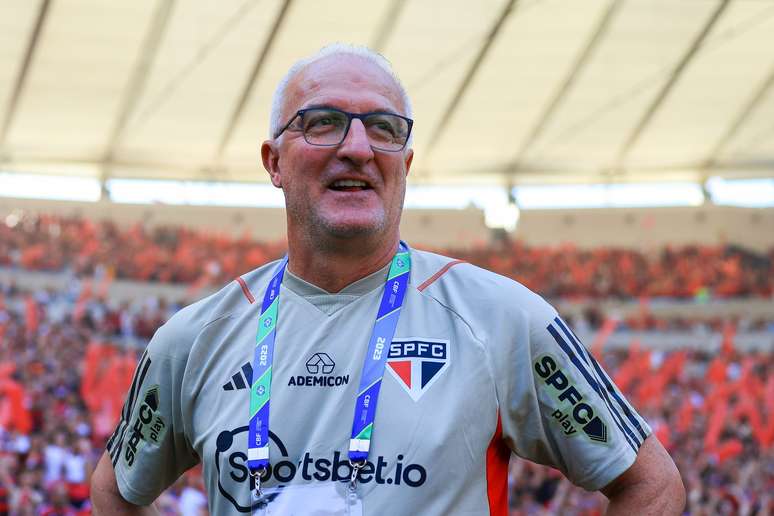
[417,260,466,292]
[235,276,255,304]
[486,412,510,516]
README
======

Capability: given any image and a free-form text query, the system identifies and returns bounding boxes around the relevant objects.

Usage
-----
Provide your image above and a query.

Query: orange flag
[591,317,618,358]
[721,320,736,356]
[613,339,643,393]
[704,400,728,452]
[713,439,743,464]
[94,351,138,437]
[73,280,93,323]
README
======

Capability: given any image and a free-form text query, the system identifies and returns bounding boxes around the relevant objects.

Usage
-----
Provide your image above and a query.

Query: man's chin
[323,223,381,240]
[317,216,385,241]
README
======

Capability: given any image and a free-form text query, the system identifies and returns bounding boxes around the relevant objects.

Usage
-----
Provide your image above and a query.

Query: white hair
[268,43,413,142]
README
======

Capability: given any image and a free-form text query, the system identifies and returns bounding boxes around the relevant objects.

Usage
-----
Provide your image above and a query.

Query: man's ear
[261,140,282,188]
[404,148,414,177]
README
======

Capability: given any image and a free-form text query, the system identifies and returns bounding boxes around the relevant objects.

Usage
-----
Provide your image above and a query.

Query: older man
[92,44,684,515]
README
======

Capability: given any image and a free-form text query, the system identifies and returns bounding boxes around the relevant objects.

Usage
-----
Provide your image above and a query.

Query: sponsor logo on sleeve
[533,354,609,444]
[386,338,449,402]
[123,385,167,467]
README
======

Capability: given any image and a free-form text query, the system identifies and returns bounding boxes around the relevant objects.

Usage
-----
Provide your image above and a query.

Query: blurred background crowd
[2,214,772,299]
[0,214,772,514]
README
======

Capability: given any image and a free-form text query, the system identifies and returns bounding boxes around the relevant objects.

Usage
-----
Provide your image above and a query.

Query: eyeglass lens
[300,109,409,151]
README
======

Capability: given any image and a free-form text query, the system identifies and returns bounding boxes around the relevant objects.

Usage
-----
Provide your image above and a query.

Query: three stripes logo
[223,362,253,391]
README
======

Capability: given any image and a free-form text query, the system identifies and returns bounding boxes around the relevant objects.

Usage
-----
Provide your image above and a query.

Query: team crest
[386,338,449,401]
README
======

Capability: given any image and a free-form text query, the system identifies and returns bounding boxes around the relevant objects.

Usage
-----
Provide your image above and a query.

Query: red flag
[721,320,736,356]
[763,375,774,448]
[706,357,727,385]
[24,295,38,337]
[652,419,671,450]
[676,397,694,433]
[0,378,32,434]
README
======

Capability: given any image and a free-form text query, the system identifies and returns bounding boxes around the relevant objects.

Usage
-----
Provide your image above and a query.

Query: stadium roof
[1,0,774,189]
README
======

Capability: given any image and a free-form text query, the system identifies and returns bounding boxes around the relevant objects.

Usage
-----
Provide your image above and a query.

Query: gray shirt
[107,246,650,515]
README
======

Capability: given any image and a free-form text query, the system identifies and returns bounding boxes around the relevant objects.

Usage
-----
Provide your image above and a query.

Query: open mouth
[328,179,371,192]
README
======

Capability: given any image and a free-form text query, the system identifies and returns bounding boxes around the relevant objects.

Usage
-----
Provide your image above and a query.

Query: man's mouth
[328,179,371,192]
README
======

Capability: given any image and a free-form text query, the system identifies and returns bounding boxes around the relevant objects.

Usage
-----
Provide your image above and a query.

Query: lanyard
[248,243,411,494]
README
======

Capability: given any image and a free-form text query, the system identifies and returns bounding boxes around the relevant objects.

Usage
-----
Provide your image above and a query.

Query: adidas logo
[222,362,253,391]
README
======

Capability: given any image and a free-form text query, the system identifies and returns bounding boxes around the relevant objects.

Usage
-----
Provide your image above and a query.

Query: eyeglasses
[274,107,413,152]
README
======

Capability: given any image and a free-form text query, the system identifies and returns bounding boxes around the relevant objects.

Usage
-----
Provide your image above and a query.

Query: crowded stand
[0,213,772,514]
[1,213,772,299]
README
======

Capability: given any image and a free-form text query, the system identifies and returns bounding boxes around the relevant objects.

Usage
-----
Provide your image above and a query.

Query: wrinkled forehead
[283,55,406,117]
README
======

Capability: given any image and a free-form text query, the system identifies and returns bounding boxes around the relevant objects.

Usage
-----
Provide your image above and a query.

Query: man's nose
[336,119,374,164]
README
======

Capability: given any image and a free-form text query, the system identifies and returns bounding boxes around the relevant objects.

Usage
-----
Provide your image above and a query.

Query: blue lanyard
[248,243,411,493]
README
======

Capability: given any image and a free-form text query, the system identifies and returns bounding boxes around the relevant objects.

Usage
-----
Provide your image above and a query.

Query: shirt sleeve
[498,297,652,491]
[106,316,199,505]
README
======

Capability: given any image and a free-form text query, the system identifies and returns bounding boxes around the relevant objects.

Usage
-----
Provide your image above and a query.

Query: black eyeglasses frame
[273,107,413,152]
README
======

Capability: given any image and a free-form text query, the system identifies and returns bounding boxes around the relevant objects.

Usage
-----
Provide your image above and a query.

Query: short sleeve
[106,319,199,505]
[500,307,652,491]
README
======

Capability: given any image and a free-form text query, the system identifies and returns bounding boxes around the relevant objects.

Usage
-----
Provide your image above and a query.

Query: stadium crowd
[1,213,772,299]
[0,279,191,515]
[0,213,772,514]
[508,341,774,515]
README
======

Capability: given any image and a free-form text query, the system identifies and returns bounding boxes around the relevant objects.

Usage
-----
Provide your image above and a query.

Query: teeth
[332,179,367,188]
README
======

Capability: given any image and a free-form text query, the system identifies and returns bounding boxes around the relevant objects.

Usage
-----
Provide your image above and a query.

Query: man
[91,44,685,515]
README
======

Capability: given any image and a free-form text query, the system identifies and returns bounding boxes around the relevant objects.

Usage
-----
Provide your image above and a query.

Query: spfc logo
[386,339,449,401]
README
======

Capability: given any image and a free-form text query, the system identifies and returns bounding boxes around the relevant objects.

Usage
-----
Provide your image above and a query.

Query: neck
[286,232,400,293]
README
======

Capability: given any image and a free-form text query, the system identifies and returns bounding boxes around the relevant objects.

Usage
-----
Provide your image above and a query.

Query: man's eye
[304,114,345,133]
[368,121,396,136]
[374,122,394,132]
[311,117,334,127]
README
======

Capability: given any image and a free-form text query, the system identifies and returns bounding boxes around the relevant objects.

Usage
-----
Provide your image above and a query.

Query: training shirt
[107,245,651,515]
